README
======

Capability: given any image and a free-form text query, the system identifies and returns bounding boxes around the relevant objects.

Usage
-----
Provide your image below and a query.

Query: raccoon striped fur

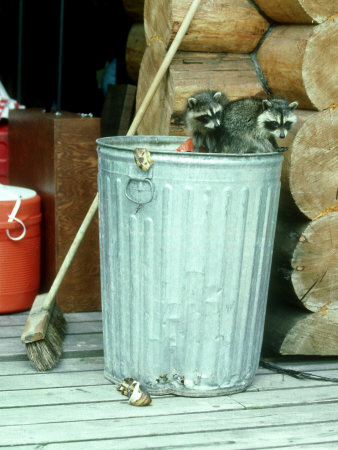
[185,92,298,154]
[221,97,298,154]
[185,90,229,153]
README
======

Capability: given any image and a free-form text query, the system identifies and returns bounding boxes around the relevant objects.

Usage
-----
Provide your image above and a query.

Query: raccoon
[221,97,298,154]
[185,90,229,153]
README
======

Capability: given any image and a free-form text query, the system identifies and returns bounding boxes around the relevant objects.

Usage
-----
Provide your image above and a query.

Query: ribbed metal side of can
[97,136,283,397]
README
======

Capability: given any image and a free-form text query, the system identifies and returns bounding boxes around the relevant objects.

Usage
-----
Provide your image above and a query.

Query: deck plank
[0,369,110,391]
[7,441,338,450]
[0,357,104,375]
[0,412,337,448]
[0,311,337,449]
[1,383,337,410]
[1,367,337,392]
[0,384,239,409]
[251,369,338,390]
[0,398,337,428]
[0,311,102,326]
[0,321,103,338]
[0,333,104,359]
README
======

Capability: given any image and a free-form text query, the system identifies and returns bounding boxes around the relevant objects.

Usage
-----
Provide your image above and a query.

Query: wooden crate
[9,109,101,312]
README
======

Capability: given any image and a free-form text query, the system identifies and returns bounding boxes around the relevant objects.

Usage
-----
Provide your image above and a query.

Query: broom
[21,0,203,371]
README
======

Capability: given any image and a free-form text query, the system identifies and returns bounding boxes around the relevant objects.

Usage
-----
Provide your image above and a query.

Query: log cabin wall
[127,0,338,355]
[124,0,146,83]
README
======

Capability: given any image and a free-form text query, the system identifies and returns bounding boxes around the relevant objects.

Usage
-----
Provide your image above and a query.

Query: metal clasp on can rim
[124,147,155,206]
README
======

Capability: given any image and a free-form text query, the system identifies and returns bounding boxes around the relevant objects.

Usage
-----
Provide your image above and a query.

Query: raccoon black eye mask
[259,99,298,142]
[196,111,222,127]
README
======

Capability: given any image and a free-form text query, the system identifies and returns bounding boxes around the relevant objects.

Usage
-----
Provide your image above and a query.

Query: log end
[303,20,338,111]
[302,1,338,24]
[280,309,338,355]
[291,212,338,312]
[290,109,338,219]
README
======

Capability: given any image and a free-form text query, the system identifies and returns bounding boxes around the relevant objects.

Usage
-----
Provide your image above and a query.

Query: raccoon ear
[262,99,273,110]
[213,91,222,102]
[288,101,298,110]
[187,97,197,108]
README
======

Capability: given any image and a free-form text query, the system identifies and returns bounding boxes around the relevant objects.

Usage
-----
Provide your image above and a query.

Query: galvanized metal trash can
[97,136,283,397]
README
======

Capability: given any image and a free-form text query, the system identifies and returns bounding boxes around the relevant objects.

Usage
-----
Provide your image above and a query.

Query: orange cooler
[0,185,41,313]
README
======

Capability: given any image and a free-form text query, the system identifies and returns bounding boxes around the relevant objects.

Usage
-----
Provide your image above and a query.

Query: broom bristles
[26,303,66,371]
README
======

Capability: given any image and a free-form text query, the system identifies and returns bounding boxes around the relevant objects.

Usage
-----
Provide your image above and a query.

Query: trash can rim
[96,136,284,159]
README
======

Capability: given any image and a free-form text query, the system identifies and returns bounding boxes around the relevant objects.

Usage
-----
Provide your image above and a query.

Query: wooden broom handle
[43,0,202,310]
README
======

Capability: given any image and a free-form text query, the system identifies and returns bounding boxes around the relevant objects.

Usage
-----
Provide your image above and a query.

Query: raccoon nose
[279,131,285,138]
[213,120,220,128]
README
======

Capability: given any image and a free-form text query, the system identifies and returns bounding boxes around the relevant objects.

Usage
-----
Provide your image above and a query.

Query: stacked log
[288,110,338,219]
[143,0,269,53]
[264,301,338,355]
[133,0,338,355]
[123,0,146,83]
[270,211,337,313]
[137,2,337,134]
[265,107,338,355]
[125,22,146,83]
[254,0,337,24]
[137,48,265,135]
[257,22,338,110]
[136,0,270,133]
[123,0,144,21]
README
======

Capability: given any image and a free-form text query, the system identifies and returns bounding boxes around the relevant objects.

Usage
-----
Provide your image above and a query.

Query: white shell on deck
[128,382,152,406]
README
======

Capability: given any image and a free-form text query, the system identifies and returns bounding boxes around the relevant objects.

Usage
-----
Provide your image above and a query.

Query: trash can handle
[125,177,154,205]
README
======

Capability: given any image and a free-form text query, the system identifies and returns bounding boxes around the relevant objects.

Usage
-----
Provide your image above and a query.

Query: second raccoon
[221,97,298,154]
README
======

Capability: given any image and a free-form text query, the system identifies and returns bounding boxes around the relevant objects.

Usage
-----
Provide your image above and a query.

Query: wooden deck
[1,310,338,449]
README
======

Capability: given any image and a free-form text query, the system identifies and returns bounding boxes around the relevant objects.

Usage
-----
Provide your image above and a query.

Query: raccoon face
[186,91,224,131]
[259,99,298,139]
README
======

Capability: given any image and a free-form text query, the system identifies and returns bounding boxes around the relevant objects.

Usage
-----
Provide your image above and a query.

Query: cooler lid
[0,184,37,201]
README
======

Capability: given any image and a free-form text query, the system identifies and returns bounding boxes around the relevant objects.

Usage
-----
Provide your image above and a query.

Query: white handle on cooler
[6,195,26,241]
